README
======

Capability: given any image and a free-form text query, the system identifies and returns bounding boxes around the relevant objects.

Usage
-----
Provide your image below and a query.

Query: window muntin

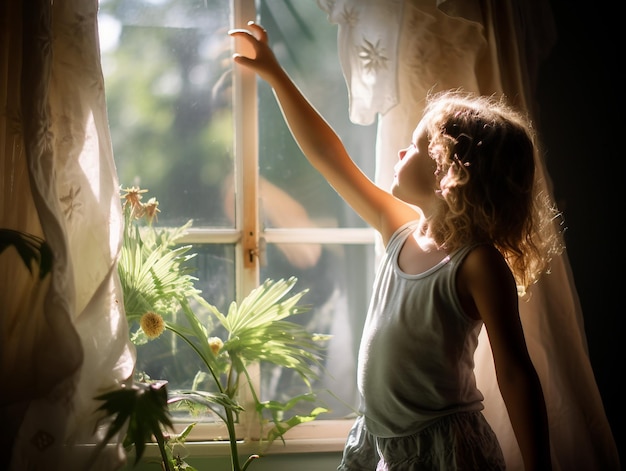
[100,0,377,441]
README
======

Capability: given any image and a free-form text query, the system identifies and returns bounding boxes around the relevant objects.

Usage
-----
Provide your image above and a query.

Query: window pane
[257,2,377,420]
[261,243,375,419]
[99,0,234,227]
[259,2,377,230]
[132,243,236,423]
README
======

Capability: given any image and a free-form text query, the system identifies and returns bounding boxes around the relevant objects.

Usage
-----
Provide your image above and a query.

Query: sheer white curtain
[1,0,135,470]
[318,1,620,470]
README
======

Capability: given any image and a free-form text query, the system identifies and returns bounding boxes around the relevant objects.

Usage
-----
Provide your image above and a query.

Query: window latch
[248,236,267,267]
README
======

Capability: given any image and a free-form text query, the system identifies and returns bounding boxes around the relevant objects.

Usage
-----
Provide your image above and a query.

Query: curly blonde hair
[422,90,563,294]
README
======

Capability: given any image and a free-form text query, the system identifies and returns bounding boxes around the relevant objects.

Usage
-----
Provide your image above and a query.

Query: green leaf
[168,389,243,423]
[262,401,328,444]
[118,218,199,319]
[95,381,173,465]
[225,278,310,334]
[0,229,53,279]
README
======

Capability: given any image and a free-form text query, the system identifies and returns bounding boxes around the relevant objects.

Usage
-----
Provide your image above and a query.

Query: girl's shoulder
[455,245,517,321]
[459,244,511,278]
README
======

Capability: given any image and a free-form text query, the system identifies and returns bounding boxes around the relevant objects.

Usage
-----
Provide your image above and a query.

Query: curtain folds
[318,1,619,470]
[1,0,135,470]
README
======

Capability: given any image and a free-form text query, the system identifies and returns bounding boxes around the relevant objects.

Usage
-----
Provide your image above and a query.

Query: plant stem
[165,321,224,394]
[224,405,241,471]
[180,300,226,392]
[166,304,244,470]
[242,454,260,471]
[154,428,172,471]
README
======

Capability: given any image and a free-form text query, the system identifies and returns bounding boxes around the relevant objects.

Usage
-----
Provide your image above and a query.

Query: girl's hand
[228,21,281,82]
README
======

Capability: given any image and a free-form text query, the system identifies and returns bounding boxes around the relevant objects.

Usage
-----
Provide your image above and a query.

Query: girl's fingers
[228,21,267,42]
[231,54,251,68]
[228,29,254,38]
[228,28,259,60]
[228,22,269,65]
[247,21,268,42]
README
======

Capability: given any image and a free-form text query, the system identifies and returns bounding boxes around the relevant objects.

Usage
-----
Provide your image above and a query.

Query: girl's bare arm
[228,22,418,242]
[459,245,552,470]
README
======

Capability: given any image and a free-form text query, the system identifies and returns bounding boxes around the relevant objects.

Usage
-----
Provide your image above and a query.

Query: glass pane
[261,243,375,419]
[99,0,234,227]
[131,243,236,422]
[258,2,377,230]
[255,2,377,420]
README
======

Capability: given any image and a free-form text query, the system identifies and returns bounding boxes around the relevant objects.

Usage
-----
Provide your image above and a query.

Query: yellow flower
[140,311,165,339]
[208,337,223,356]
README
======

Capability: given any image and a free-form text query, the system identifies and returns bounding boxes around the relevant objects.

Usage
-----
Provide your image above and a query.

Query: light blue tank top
[357,221,485,438]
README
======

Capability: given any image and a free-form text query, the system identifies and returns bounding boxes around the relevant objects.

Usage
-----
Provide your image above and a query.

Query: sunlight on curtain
[1,0,135,469]
[317,0,620,469]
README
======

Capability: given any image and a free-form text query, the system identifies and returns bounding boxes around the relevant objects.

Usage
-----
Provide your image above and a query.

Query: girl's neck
[416,219,446,252]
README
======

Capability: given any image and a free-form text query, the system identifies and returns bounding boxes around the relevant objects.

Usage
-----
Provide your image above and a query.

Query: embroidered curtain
[1,0,135,469]
[317,0,620,469]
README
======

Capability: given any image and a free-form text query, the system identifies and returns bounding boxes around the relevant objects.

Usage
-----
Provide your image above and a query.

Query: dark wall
[537,1,623,464]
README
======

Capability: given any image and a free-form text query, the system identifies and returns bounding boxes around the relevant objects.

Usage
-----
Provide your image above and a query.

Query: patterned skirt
[337,411,505,471]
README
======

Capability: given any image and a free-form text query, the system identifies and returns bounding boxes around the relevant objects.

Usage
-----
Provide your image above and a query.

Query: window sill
[138,437,346,460]
[136,419,353,459]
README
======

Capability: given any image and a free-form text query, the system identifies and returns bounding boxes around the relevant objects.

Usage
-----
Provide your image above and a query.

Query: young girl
[229,21,558,471]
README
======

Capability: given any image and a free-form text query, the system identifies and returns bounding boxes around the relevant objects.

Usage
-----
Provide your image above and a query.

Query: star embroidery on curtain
[68,12,96,53]
[41,122,55,156]
[340,5,359,27]
[358,37,389,73]
[60,185,82,220]
[318,0,335,14]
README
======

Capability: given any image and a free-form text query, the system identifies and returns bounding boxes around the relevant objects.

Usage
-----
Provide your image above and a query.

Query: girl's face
[391,122,439,207]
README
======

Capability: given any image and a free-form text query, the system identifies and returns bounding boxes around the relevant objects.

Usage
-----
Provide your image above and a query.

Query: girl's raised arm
[228,22,416,241]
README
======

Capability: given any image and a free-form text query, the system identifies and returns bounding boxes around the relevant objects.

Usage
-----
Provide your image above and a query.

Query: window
[99,0,377,447]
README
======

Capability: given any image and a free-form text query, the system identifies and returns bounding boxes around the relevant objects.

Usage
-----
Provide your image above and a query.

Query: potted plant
[96,187,329,471]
